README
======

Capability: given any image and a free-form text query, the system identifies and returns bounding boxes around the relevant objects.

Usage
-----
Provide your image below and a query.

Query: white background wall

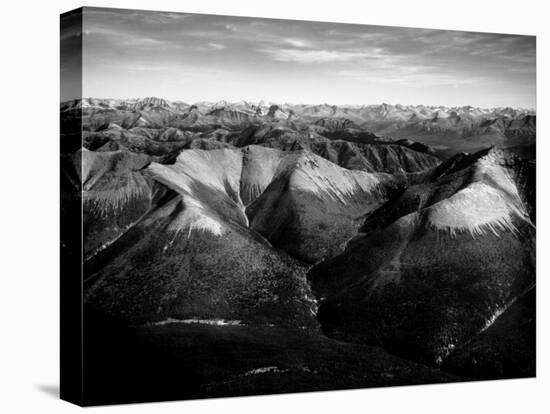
[0,0,547,412]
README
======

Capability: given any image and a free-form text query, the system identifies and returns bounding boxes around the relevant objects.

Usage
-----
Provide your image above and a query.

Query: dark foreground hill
[82,309,459,405]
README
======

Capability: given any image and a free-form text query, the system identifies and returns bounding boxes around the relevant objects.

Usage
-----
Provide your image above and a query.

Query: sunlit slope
[84,146,400,325]
[146,146,402,263]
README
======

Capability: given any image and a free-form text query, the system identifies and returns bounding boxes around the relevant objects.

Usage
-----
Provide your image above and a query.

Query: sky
[64,7,536,108]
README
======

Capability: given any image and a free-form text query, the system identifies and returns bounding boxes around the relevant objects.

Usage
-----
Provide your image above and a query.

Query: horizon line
[62,97,537,112]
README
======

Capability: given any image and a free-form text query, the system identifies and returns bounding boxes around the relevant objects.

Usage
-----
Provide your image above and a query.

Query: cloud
[338,68,488,88]
[97,62,179,73]
[260,47,388,63]
[283,38,313,48]
[85,8,191,25]
[207,42,227,50]
[84,27,182,51]
[81,7,536,107]
[120,37,166,47]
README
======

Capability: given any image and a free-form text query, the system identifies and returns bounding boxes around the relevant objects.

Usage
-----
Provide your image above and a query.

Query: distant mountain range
[61,97,536,161]
[61,97,535,119]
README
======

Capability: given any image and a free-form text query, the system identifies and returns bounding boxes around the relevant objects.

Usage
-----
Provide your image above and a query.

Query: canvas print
[60,7,536,406]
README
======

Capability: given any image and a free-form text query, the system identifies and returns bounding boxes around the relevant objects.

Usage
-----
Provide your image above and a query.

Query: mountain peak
[133,97,171,110]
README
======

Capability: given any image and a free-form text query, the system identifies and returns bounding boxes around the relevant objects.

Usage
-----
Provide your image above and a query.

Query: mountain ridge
[62,97,535,161]
[63,95,536,387]
[61,97,536,115]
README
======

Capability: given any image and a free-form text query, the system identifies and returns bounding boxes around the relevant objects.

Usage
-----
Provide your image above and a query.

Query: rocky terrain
[310,148,535,366]
[61,97,536,404]
[61,98,535,159]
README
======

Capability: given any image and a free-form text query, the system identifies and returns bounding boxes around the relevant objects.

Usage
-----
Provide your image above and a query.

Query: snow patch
[168,201,224,237]
[289,152,383,204]
[481,307,508,332]
[151,318,242,326]
[142,195,225,238]
[427,181,526,238]
[480,284,535,332]
[473,152,521,199]
[243,366,285,376]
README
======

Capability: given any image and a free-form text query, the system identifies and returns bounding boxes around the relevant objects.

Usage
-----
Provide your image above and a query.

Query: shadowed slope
[62,148,152,258]
[84,186,318,328]
[147,146,403,263]
[309,148,535,367]
[247,151,403,262]
[442,285,535,379]
[309,140,440,173]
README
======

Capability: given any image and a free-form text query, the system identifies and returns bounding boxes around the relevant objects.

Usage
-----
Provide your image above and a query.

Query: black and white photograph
[58,5,538,406]
[2,0,549,412]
